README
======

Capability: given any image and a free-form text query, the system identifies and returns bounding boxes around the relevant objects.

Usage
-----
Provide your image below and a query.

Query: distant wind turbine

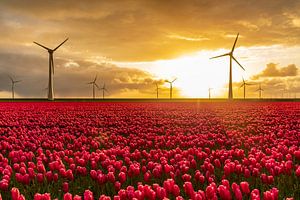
[99,83,108,99]
[210,33,245,100]
[33,38,69,101]
[155,83,160,99]
[256,83,264,99]
[87,75,100,99]
[240,77,254,99]
[208,88,213,99]
[165,78,177,99]
[8,75,21,99]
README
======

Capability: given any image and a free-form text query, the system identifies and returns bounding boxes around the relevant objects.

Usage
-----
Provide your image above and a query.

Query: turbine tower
[8,75,21,99]
[34,38,68,101]
[210,33,245,100]
[99,83,108,99]
[87,75,99,99]
[165,78,177,99]
[256,83,264,99]
[208,88,213,99]
[240,77,253,99]
[155,83,160,99]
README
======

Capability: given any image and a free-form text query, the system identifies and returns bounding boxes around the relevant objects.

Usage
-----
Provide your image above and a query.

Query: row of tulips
[6,180,287,200]
[0,102,299,199]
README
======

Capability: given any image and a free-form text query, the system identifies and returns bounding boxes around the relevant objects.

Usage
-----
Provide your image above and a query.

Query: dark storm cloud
[1,0,300,61]
[0,51,167,98]
[252,63,298,79]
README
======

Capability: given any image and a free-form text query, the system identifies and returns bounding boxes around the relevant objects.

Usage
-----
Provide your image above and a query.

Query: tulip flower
[83,190,94,200]
[240,182,250,194]
[11,187,20,200]
[63,193,72,200]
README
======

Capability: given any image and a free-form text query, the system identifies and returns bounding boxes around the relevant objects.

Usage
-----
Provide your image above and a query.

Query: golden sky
[0,0,299,98]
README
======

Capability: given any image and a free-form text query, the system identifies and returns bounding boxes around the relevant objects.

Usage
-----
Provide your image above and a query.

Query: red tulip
[118,172,126,183]
[240,182,250,194]
[63,193,72,200]
[62,182,69,193]
[217,185,232,200]
[83,190,93,200]
[11,187,20,200]
[183,182,194,198]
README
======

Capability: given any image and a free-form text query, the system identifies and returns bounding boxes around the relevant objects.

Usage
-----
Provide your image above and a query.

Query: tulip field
[0,102,299,200]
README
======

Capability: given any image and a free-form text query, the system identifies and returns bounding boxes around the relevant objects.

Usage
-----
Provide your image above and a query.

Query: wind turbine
[8,75,21,99]
[33,38,68,101]
[99,83,108,99]
[256,83,264,99]
[165,78,177,99]
[210,33,245,100]
[240,77,253,99]
[155,83,160,99]
[87,75,100,99]
[208,88,213,99]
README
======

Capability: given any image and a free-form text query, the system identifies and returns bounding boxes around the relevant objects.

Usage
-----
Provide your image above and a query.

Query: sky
[0,0,300,98]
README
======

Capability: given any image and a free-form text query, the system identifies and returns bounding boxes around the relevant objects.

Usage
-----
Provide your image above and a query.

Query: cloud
[1,0,300,61]
[0,50,170,98]
[252,63,298,79]
[230,62,300,98]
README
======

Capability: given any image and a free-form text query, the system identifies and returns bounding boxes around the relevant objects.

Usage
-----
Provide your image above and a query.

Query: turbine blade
[172,78,177,83]
[210,53,230,59]
[240,84,244,88]
[95,83,100,89]
[165,80,170,83]
[232,56,245,71]
[231,33,239,52]
[242,77,245,83]
[15,80,22,83]
[93,75,97,83]
[33,42,51,50]
[8,75,13,82]
[53,38,68,51]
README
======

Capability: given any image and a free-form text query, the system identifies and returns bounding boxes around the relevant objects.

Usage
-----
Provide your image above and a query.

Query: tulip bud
[63,193,72,200]
[11,187,20,200]
[240,181,250,194]
[84,190,94,200]
[62,182,69,193]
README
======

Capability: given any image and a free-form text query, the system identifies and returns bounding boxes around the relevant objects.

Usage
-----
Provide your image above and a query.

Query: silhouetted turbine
[210,33,245,100]
[155,83,160,99]
[99,83,108,99]
[33,38,68,101]
[87,75,100,99]
[8,75,21,99]
[165,78,177,99]
[240,77,254,99]
[208,88,213,99]
[256,83,264,99]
